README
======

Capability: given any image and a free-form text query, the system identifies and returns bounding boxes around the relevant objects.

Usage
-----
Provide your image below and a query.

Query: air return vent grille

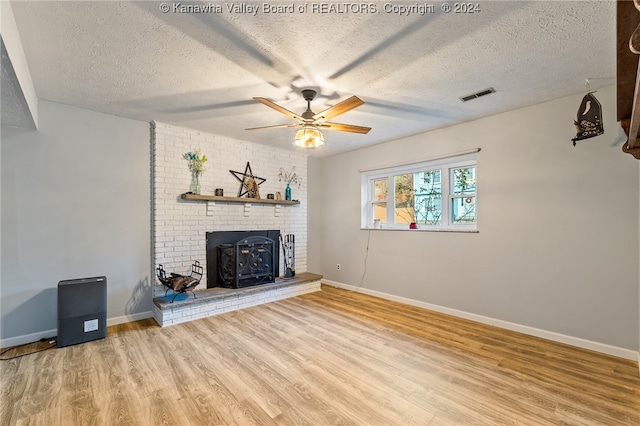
[460,87,495,102]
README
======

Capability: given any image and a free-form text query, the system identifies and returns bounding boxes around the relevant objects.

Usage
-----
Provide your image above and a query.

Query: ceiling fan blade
[320,122,371,134]
[313,96,364,121]
[253,97,304,121]
[245,123,300,131]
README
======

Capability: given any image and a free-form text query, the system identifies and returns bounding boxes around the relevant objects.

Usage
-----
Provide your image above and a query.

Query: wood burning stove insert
[217,236,275,288]
[206,230,280,288]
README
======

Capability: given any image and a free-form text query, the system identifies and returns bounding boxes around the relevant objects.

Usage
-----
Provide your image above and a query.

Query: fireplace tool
[280,234,295,278]
[156,261,202,302]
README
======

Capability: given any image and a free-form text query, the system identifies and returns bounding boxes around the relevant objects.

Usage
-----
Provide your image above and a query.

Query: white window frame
[361,154,478,232]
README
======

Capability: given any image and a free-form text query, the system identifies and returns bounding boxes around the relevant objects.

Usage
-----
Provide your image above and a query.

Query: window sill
[360,227,479,233]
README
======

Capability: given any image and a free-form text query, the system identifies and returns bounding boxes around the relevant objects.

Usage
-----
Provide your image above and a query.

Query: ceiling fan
[246,89,371,148]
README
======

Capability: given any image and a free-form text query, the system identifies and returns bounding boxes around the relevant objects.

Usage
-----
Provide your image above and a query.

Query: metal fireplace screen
[217,236,275,288]
[206,230,280,288]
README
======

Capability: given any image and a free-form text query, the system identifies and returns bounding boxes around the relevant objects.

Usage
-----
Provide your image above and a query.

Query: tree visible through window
[361,156,477,231]
[372,178,388,223]
[394,170,442,225]
[451,167,476,224]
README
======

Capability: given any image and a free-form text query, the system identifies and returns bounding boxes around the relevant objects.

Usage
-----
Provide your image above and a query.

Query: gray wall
[315,86,639,350]
[1,100,151,344]
[307,156,323,274]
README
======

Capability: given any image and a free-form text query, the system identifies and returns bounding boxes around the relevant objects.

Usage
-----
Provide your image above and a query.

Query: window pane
[373,179,387,201]
[414,170,442,225]
[394,174,414,224]
[373,202,387,222]
[453,167,476,194]
[451,196,476,224]
[362,158,476,231]
[394,171,443,225]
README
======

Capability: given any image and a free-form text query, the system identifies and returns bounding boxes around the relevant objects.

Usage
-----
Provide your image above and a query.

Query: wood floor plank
[141,389,186,426]
[1,284,638,425]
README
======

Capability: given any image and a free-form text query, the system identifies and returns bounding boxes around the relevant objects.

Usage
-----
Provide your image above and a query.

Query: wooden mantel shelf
[181,193,300,205]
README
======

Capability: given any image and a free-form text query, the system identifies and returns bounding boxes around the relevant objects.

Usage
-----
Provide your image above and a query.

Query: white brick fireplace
[151,121,308,298]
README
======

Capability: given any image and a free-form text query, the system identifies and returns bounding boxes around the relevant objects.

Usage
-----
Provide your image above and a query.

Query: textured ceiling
[8,1,616,157]
[1,37,35,129]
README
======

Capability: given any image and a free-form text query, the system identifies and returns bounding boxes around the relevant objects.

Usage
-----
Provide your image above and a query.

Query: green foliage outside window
[395,170,442,225]
[451,167,476,224]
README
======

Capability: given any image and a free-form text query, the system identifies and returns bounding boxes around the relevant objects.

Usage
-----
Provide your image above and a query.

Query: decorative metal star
[229,162,266,198]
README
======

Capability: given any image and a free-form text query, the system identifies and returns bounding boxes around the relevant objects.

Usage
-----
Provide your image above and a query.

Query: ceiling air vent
[460,87,496,102]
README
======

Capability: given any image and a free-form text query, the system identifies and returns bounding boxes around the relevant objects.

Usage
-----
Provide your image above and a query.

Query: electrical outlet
[337,264,341,271]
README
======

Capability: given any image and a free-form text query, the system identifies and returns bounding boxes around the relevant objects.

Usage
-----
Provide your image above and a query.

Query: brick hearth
[153,272,322,326]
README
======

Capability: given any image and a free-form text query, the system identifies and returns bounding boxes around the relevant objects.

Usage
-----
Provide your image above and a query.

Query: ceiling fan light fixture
[293,126,324,148]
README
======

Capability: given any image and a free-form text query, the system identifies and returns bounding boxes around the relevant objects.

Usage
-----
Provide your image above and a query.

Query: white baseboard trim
[322,279,638,362]
[1,329,58,349]
[107,311,153,327]
[1,311,154,349]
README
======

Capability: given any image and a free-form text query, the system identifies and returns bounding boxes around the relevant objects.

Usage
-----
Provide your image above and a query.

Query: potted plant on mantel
[183,149,207,195]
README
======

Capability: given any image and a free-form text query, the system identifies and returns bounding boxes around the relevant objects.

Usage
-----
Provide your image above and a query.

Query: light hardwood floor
[1,285,639,425]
